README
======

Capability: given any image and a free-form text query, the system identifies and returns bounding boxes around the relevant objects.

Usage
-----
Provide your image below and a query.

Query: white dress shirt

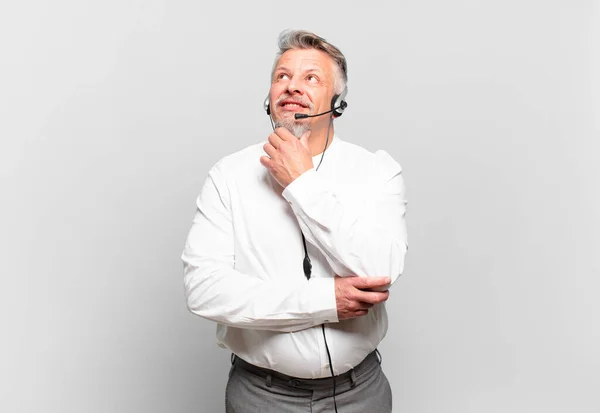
[182,135,408,378]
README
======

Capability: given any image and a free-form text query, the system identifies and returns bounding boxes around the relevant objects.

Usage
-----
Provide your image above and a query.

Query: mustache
[274,94,314,110]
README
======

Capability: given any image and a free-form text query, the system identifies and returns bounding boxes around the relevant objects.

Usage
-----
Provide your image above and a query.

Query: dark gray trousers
[225,351,392,413]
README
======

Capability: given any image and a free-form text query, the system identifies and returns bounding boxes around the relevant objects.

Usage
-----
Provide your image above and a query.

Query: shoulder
[209,141,266,179]
[336,139,403,178]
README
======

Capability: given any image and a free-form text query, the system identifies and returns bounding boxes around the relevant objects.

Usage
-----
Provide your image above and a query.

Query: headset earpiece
[331,86,348,117]
[264,95,271,116]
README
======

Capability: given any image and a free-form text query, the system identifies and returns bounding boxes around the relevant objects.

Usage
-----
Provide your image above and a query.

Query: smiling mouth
[282,103,304,109]
[279,100,309,111]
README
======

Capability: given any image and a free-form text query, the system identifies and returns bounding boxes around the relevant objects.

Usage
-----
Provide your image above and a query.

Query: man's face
[269,48,336,137]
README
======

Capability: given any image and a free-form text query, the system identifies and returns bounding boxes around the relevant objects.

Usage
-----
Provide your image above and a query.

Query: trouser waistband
[231,350,381,390]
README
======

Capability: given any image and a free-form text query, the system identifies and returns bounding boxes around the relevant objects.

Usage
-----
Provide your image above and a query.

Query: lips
[280,100,308,110]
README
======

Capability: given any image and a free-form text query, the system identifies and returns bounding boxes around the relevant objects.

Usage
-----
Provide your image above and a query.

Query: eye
[306,74,319,82]
[276,73,289,80]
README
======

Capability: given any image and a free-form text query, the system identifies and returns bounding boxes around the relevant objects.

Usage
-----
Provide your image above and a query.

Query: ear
[331,86,348,117]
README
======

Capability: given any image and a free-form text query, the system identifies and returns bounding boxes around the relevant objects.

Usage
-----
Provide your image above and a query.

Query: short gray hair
[272,29,348,94]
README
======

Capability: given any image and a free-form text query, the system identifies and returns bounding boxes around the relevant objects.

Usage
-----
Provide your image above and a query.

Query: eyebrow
[273,66,325,74]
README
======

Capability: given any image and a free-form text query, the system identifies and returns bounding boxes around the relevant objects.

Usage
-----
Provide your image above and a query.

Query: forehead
[274,48,334,74]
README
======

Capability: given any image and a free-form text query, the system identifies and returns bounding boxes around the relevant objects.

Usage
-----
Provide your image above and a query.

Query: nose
[286,75,303,95]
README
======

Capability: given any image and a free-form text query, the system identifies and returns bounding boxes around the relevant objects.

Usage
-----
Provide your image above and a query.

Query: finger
[268,133,283,149]
[263,143,277,158]
[358,302,374,310]
[354,290,389,305]
[354,309,369,317]
[348,276,391,289]
[274,127,295,141]
[259,156,272,168]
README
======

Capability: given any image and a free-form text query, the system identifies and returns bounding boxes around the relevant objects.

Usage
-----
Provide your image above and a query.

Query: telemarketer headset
[263,87,349,413]
[263,86,348,118]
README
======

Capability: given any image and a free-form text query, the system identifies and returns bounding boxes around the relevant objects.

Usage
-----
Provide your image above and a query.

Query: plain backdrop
[1,1,598,412]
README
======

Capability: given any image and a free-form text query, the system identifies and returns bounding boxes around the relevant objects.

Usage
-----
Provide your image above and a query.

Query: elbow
[372,238,408,286]
[184,278,206,316]
[184,285,202,315]
[380,240,406,289]
[342,238,407,285]
[184,281,223,323]
[182,258,213,319]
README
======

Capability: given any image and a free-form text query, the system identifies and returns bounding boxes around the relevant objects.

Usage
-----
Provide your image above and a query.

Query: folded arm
[282,151,408,285]
[182,166,338,332]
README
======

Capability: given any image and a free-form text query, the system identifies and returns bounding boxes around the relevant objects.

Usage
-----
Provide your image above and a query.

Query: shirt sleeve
[181,164,338,332]
[281,150,408,286]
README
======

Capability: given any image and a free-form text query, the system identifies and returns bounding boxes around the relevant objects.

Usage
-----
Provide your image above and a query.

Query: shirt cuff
[306,277,338,324]
[282,168,321,208]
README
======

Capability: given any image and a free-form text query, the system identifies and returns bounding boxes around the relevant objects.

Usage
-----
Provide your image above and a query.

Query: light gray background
[1,1,598,412]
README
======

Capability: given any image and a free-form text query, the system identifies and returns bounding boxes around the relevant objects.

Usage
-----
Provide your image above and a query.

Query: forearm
[282,163,408,283]
[183,166,338,332]
[182,252,337,332]
[296,214,407,281]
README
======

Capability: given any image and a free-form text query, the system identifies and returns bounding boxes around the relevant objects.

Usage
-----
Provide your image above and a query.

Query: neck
[307,120,335,157]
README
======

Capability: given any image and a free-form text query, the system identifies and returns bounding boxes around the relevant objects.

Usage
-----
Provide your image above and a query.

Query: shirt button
[290,379,300,387]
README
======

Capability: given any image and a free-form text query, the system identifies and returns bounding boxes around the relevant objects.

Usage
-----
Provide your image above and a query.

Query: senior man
[182,29,408,413]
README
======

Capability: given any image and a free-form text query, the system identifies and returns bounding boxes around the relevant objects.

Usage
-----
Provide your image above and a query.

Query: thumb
[299,130,311,149]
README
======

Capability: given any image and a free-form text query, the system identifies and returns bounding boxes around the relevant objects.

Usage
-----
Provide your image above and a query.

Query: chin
[273,118,310,138]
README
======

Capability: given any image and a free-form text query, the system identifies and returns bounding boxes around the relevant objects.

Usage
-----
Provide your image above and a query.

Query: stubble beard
[273,118,310,138]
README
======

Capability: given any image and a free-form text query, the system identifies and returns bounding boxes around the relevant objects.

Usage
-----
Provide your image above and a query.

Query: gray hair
[272,29,348,94]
